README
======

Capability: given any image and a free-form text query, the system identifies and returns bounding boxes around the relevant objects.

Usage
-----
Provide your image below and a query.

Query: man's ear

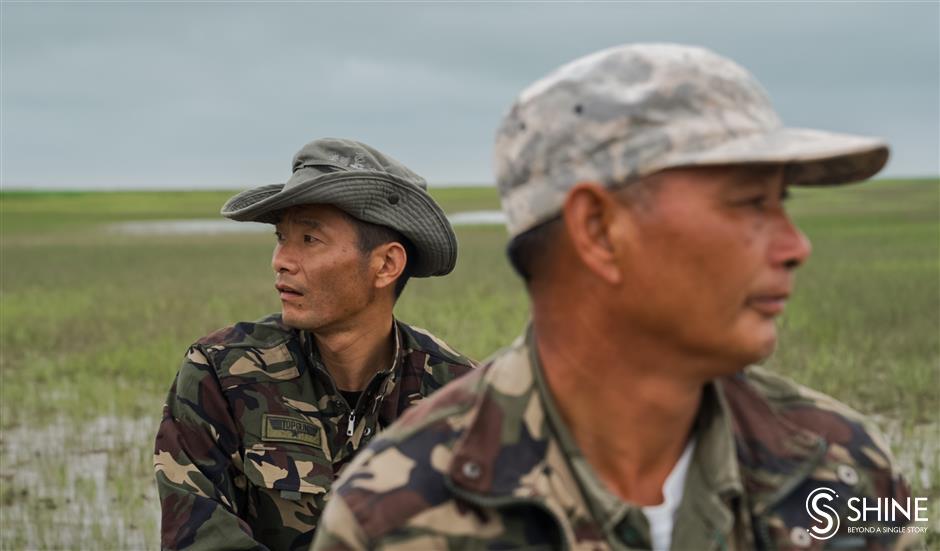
[562,182,628,285]
[372,242,407,292]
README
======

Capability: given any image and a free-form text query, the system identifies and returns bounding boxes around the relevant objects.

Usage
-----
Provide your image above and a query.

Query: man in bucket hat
[154,138,476,550]
[312,45,921,550]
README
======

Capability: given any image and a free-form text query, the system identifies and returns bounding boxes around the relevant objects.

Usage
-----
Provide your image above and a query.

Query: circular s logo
[806,487,840,540]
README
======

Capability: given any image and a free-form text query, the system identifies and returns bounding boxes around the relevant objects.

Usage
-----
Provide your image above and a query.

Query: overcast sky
[2,2,938,190]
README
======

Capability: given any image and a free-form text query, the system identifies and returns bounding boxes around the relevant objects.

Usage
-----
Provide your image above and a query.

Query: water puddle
[0,415,160,549]
[446,210,506,226]
[1,414,934,547]
[871,415,939,492]
[107,210,506,235]
[108,219,269,235]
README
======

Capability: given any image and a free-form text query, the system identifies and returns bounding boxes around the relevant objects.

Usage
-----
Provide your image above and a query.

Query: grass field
[1,180,938,548]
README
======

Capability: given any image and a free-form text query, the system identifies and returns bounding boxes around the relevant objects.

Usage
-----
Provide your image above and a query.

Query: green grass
[1,181,937,548]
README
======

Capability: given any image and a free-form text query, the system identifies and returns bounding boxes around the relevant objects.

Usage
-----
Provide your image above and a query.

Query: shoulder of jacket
[399,322,478,370]
[727,366,904,500]
[387,362,489,444]
[739,365,894,457]
[373,334,532,450]
[191,314,301,384]
[194,313,294,350]
[730,367,919,550]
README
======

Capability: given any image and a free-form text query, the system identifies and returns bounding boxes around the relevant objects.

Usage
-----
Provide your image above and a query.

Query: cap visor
[662,127,889,186]
[221,184,285,221]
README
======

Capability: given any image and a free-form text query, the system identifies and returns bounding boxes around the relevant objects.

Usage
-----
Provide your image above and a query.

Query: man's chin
[721,325,778,369]
[745,331,778,365]
[280,310,316,331]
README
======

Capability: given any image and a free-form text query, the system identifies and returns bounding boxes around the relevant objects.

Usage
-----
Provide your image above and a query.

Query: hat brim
[657,127,889,186]
[220,171,457,277]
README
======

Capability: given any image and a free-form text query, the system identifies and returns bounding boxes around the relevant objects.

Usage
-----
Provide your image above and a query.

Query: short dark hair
[344,214,415,299]
[506,217,562,282]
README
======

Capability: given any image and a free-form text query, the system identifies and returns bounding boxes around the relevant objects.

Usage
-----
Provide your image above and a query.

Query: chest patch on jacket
[262,414,321,447]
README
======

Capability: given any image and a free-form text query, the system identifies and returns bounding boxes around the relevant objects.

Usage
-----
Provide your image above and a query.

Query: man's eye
[750,197,769,209]
[736,196,768,210]
[303,235,315,243]
[274,232,284,242]
[736,188,790,210]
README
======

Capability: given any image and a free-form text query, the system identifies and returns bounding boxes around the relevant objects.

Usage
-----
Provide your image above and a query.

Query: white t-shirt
[641,438,697,551]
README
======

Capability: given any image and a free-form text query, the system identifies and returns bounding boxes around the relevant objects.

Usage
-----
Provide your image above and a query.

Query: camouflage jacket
[313,331,919,551]
[154,314,475,551]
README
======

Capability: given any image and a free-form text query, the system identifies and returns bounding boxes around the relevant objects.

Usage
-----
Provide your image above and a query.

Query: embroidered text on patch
[262,414,320,447]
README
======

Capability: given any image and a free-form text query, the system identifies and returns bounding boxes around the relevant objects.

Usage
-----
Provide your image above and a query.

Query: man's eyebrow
[291,217,322,230]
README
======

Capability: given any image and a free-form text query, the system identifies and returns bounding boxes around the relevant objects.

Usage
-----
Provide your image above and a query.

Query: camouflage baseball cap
[221,138,457,277]
[495,43,890,237]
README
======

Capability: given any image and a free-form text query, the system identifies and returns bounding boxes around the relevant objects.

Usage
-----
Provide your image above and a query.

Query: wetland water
[108,210,506,235]
[1,410,935,548]
[0,415,161,549]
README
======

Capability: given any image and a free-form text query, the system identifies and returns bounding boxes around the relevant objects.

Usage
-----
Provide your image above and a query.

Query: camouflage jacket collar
[288,318,441,421]
[443,329,829,537]
[296,319,404,413]
[300,317,403,369]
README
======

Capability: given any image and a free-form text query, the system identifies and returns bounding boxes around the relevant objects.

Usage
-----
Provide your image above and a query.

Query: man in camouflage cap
[153,138,476,550]
[313,45,921,550]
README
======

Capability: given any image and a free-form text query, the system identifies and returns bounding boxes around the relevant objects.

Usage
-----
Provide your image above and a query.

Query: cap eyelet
[387,194,400,205]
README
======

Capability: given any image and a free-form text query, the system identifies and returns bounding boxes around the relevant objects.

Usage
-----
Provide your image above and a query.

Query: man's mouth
[275,283,304,301]
[746,293,790,316]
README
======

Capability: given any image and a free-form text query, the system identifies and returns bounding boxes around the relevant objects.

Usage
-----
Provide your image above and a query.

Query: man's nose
[773,214,812,270]
[272,242,299,274]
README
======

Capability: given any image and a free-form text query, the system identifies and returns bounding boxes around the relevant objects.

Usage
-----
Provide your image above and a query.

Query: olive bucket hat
[221,138,457,277]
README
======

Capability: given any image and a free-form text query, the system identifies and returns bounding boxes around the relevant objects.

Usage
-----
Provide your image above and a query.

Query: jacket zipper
[305,330,399,441]
[346,410,356,437]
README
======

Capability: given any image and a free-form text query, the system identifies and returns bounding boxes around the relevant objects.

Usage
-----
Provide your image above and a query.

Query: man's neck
[312,311,396,392]
[532,308,708,507]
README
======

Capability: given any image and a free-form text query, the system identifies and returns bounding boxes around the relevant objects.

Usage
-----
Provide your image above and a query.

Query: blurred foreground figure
[313,45,922,550]
[153,138,475,550]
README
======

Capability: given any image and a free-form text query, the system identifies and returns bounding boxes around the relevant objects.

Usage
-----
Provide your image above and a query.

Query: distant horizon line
[2,176,939,193]
[0,181,499,192]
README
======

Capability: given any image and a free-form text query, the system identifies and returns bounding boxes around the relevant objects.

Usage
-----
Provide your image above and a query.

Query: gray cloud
[2,2,937,189]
